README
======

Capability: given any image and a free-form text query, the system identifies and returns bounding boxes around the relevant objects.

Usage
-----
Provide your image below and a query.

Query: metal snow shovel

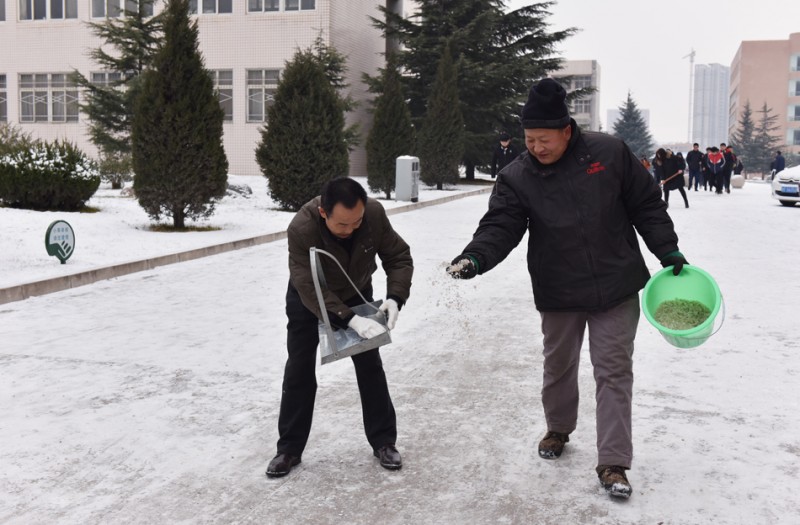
[310,247,392,365]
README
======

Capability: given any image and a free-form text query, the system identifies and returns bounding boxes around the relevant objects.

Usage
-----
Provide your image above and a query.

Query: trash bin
[395,156,420,202]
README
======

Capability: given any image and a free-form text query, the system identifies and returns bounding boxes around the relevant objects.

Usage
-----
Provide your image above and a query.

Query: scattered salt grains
[426,261,476,340]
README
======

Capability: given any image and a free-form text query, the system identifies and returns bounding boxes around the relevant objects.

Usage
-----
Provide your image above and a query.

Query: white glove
[378,299,399,330]
[348,315,387,339]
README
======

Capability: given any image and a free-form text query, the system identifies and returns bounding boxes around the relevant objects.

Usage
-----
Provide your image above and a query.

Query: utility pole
[682,48,696,142]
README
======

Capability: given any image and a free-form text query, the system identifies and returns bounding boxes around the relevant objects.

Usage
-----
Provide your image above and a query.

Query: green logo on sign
[45,220,75,264]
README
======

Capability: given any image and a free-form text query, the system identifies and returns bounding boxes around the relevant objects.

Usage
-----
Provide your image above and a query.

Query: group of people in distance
[638,142,744,209]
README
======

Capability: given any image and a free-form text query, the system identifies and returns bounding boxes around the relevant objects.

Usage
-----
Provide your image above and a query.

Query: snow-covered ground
[2,177,800,524]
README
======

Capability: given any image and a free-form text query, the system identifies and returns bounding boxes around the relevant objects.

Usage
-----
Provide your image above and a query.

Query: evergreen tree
[729,100,758,168]
[369,0,575,179]
[366,53,415,199]
[72,0,163,189]
[612,91,653,159]
[131,0,228,229]
[752,102,783,174]
[417,40,464,190]
[309,35,360,153]
[255,47,348,211]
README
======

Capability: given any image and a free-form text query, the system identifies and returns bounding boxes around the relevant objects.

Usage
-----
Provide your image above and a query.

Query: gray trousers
[539,295,639,468]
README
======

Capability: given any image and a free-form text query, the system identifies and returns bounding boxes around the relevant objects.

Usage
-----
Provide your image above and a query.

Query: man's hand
[378,299,399,330]
[660,251,688,276]
[348,315,387,339]
[446,255,478,279]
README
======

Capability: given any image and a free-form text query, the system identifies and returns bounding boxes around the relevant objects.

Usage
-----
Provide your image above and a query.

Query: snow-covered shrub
[0,140,101,211]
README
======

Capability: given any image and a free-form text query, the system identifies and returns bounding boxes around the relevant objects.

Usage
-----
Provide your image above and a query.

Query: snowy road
[2,181,800,524]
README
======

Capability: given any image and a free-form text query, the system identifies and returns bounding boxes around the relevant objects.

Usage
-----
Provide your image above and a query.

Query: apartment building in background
[692,63,730,147]
[0,0,408,176]
[729,32,800,155]
[552,60,601,132]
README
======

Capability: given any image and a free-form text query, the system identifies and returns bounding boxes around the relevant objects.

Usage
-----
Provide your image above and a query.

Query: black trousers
[276,282,397,456]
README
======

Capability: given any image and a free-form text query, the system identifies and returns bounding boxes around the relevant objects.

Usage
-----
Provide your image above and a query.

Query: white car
[772,164,800,207]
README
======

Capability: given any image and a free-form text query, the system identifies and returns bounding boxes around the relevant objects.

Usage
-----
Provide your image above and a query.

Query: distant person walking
[771,151,785,180]
[705,147,725,194]
[721,144,735,194]
[490,132,520,178]
[686,143,704,191]
[654,149,689,208]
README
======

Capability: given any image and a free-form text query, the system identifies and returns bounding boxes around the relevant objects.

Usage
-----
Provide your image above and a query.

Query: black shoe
[373,444,402,470]
[266,453,301,478]
[596,465,632,499]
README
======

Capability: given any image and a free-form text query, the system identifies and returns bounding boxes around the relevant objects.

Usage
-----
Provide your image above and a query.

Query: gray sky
[507,0,800,143]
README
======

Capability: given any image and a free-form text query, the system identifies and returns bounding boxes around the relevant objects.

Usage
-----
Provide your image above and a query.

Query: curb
[0,186,492,306]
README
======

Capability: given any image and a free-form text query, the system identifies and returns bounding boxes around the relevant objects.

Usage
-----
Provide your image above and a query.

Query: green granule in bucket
[653,299,711,330]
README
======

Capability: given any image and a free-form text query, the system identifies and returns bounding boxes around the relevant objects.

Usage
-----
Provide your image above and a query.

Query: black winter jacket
[462,121,679,312]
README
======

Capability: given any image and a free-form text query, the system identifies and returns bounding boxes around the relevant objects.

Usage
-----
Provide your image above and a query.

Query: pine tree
[366,53,415,199]
[309,35,360,153]
[729,100,758,169]
[72,0,163,189]
[417,40,464,190]
[131,0,228,229]
[752,102,783,174]
[255,48,348,211]
[612,92,653,159]
[369,0,574,179]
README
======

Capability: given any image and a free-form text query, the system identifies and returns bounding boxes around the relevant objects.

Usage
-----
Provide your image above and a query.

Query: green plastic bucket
[641,265,722,349]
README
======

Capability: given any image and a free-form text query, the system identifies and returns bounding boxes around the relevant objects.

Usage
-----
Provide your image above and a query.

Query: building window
[19,0,77,20]
[248,0,278,12]
[791,55,800,72]
[211,69,233,121]
[248,0,313,12]
[1,0,6,21]
[790,129,800,146]
[91,71,125,86]
[0,75,7,122]
[19,73,79,123]
[92,0,153,18]
[189,0,232,14]
[789,105,800,122]
[286,0,315,10]
[573,98,591,114]
[790,80,800,97]
[572,75,592,90]
[247,69,280,122]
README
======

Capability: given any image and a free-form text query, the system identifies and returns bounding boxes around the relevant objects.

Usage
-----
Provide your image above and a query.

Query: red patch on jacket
[587,162,606,175]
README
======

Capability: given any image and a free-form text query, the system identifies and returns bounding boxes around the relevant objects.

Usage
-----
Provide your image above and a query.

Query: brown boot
[537,431,569,459]
[596,465,632,499]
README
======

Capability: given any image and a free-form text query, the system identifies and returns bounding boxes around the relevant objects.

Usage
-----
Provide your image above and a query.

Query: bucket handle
[309,248,381,320]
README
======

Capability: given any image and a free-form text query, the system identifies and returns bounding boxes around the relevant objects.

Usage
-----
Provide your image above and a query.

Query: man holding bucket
[266,177,413,478]
[447,78,686,498]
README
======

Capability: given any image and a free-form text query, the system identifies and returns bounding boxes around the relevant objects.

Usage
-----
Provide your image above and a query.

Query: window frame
[248,0,314,13]
[0,74,7,122]
[211,69,233,122]
[19,72,80,123]
[246,68,280,123]
[18,0,77,20]
[188,0,232,15]
[91,0,153,19]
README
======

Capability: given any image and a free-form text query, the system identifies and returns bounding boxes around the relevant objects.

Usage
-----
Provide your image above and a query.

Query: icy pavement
[2,182,800,524]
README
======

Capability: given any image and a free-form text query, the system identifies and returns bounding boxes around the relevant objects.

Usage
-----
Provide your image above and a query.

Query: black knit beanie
[521,78,570,129]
